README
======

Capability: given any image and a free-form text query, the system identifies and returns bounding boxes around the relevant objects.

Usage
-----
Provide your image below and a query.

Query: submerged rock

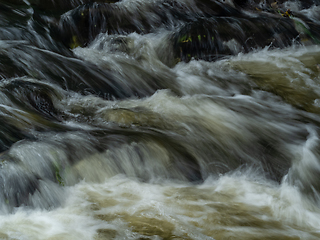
[0,161,41,208]
[0,119,32,152]
[3,79,62,120]
[0,151,66,210]
[0,42,138,99]
[0,126,203,210]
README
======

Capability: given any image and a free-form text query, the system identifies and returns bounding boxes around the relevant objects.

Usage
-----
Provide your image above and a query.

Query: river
[0,0,320,239]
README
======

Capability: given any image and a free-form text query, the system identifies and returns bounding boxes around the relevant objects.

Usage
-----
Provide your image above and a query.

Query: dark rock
[54,0,319,64]
[0,157,41,208]
[54,0,253,49]
[0,119,32,152]
[2,80,61,121]
[291,0,320,9]
[195,0,243,17]
[233,0,320,10]
[0,43,136,99]
[29,0,120,15]
[173,16,300,62]
[54,1,203,48]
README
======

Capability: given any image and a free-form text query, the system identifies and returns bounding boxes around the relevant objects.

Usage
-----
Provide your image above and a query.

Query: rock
[173,16,300,62]
[297,0,320,9]
[3,79,61,120]
[233,0,320,10]
[0,119,31,152]
[65,132,203,184]
[55,1,195,48]
[29,0,121,15]
[0,156,41,208]
[195,0,243,17]
[0,42,135,99]
[0,150,66,210]
[54,0,247,49]
[54,0,319,62]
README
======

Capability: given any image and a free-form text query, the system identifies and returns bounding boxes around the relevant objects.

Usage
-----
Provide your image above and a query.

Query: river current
[1,0,320,239]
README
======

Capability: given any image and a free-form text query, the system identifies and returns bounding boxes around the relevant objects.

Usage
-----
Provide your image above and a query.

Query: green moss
[294,19,320,44]
[178,35,187,42]
[70,35,81,49]
[52,161,64,186]
[178,35,192,43]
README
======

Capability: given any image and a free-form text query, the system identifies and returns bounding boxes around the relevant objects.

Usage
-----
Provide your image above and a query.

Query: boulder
[54,1,196,48]
[173,16,300,62]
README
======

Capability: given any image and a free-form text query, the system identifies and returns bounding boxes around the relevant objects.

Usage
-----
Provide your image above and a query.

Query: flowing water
[1,0,320,239]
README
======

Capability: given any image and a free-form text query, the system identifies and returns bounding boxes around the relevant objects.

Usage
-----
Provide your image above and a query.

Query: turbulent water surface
[1,0,320,239]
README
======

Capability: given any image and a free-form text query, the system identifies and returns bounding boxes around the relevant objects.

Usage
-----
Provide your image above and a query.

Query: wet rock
[0,1,32,24]
[299,0,320,8]
[51,0,315,63]
[0,132,102,210]
[54,0,319,53]
[173,16,299,62]
[0,119,32,152]
[0,125,203,210]
[195,0,243,17]
[54,1,198,48]
[233,0,320,11]
[0,151,65,210]
[29,0,120,15]
[56,3,118,48]
[65,131,203,184]
[233,0,281,9]
[0,42,136,99]
[291,14,320,44]
[0,156,41,208]
[3,80,61,120]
